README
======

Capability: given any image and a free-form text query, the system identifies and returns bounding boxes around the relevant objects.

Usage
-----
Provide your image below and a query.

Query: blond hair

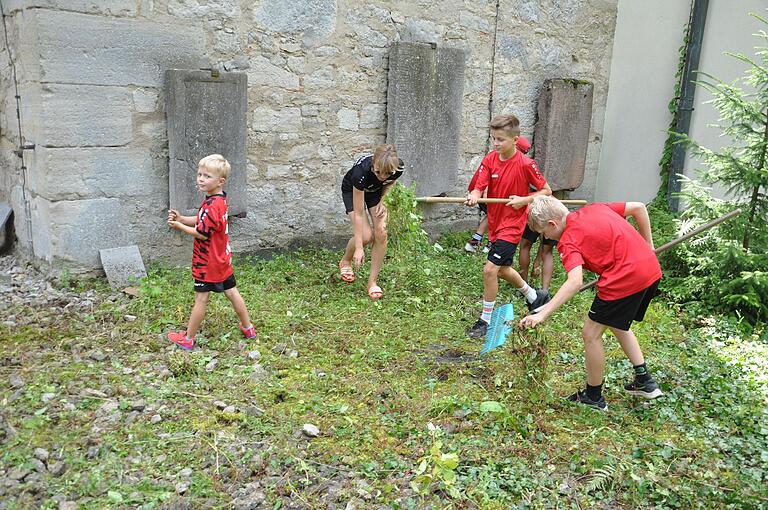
[198,154,231,179]
[372,144,401,177]
[528,195,568,232]
[490,114,521,137]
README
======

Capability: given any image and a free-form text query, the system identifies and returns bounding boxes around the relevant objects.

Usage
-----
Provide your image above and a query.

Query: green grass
[1,230,767,509]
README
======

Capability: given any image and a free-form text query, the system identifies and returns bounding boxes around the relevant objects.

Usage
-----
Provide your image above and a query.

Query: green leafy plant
[410,422,461,498]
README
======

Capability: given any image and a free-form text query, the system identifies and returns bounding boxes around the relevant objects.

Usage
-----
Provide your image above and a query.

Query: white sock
[518,283,537,302]
[480,300,495,323]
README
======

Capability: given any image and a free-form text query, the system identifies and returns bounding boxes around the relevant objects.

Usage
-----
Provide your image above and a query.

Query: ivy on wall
[656,20,692,206]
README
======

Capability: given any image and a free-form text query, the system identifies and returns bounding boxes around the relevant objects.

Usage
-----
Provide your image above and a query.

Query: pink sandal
[339,261,356,282]
[368,285,383,300]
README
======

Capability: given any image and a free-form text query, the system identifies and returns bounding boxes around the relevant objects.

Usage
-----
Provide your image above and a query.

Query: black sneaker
[527,288,551,313]
[624,378,663,399]
[467,319,489,339]
[564,390,608,411]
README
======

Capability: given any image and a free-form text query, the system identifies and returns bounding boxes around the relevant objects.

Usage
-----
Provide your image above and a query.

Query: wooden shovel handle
[415,196,588,206]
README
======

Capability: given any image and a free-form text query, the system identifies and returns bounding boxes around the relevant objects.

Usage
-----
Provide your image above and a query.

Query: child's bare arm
[624,202,654,248]
[168,209,197,227]
[520,265,583,328]
[168,220,209,240]
[507,182,552,209]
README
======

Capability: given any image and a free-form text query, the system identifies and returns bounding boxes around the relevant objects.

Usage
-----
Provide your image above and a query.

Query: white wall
[684,0,766,196]
[596,0,691,203]
[597,0,768,204]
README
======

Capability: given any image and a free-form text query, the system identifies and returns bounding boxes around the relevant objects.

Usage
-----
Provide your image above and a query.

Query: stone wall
[0,0,618,270]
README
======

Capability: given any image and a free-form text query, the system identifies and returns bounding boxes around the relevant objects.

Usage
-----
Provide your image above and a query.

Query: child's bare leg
[532,248,544,278]
[476,215,488,236]
[224,287,252,328]
[341,211,373,265]
[482,261,502,301]
[368,207,388,288]
[186,292,210,338]
[609,327,645,366]
[540,244,554,291]
[517,238,533,281]
[583,317,608,386]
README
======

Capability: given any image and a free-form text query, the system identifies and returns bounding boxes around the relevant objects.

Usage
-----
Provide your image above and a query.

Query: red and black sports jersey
[192,193,233,283]
[472,150,548,243]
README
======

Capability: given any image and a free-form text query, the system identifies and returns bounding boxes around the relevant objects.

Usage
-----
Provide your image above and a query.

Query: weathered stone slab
[3,0,136,15]
[41,84,132,147]
[387,42,466,196]
[36,10,206,87]
[32,148,154,201]
[99,246,147,289]
[533,79,593,191]
[166,70,248,216]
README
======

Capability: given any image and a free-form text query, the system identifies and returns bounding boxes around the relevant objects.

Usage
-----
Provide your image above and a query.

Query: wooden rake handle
[579,208,742,292]
[415,196,588,206]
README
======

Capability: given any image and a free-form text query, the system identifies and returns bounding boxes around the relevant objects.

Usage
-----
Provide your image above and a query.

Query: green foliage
[2,198,768,508]
[410,422,461,498]
[383,182,430,255]
[665,12,768,327]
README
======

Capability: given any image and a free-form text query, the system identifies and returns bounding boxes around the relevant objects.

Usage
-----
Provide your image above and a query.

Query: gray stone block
[41,84,132,147]
[387,42,466,196]
[533,79,593,191]
[166,70,248,216]
[32,148,154,201]
[99,245,147,290]
[3,0,136,15]
[35,10,206,87]
[254,0,336,47]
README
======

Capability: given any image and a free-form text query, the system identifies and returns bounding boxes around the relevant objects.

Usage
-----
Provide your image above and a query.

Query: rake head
[480,304,515,355]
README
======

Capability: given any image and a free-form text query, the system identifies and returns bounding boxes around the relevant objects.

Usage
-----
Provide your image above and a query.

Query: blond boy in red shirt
[520,195,664,410]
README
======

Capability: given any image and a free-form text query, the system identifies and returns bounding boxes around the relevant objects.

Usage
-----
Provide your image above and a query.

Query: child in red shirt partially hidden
[166,154,257,350]
[465,115,553,339]
[520,195,664,411]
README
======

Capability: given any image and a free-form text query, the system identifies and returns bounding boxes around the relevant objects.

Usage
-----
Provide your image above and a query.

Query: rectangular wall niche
[387,42,466,196]
[533,79,594,192]
[166,70,247,216]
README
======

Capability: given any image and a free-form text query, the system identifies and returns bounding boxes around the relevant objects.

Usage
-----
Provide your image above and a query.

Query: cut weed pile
[1,187,767,509]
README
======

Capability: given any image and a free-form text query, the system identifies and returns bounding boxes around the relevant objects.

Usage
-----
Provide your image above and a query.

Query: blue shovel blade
[480,304,515,355]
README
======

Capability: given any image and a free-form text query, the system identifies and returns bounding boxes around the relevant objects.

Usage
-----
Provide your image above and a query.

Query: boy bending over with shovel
[519,196,663,410]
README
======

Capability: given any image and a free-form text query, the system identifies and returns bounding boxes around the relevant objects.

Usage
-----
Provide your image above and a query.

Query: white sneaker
[464,242,477,253]
[482,244,490,253]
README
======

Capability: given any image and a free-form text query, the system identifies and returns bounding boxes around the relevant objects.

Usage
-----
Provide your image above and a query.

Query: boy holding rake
[520,195,663,410]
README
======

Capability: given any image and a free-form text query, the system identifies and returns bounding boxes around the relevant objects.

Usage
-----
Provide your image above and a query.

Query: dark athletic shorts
[478,203,487,215]
[522,224,557,246]
[486,239,518,267]
[588,279,661,331]
[194,273,237,293]
[343,189,382,214]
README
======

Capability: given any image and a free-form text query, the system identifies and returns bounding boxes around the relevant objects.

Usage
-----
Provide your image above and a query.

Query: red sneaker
[168,331,194,350]
[239,323,257,340]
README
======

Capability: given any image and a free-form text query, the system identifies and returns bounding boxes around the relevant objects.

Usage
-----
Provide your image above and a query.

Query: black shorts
[194,273,237,293]
[588,279,661,331]
[342,189,382,214]
[486,239,517,267]
[478,203,487,215]
[522,225,557,246]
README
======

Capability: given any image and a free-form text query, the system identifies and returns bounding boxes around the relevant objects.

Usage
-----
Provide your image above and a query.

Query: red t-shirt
[472,150,547,243]
[192,194,233,283]
[557,203,662,300]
